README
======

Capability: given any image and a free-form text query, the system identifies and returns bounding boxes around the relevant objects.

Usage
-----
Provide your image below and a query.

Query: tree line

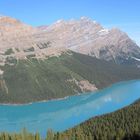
[0,100,140,140]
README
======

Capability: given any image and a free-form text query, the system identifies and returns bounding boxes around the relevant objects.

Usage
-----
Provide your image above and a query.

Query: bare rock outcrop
[0,16,140,66]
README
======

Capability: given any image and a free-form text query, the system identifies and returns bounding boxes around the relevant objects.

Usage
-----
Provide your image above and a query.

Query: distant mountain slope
[0,16,36,50]
[0,51,140,103]
[59,99,140,140]
[0,16,140,103]
[0,16,140,66]
[39,17,140,65]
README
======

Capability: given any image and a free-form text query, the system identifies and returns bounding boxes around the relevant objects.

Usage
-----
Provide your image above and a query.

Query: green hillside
[0,51,140,103]
[59,99,140,140]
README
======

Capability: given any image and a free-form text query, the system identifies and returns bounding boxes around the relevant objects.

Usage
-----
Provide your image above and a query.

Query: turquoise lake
[0,80,140,136]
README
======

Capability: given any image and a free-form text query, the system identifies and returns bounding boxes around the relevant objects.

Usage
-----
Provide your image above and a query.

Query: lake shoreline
[0,79,139,106]
[0,96,70,106]
[0,79,140,136]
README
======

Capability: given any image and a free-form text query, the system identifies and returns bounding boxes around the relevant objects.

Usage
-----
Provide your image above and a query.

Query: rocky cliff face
[0,16,66,65]
[0,16,140,66]
[39,17,140,64]
[0,16,36,50]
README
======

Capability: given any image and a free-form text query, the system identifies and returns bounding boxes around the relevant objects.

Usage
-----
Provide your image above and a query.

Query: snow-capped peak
[55,19,65,24]
[80,16,90,20]
[98,29,109,35]
[132,57,140,62]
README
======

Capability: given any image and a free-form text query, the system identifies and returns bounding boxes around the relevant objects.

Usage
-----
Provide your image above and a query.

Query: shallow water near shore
[0,80,140,136]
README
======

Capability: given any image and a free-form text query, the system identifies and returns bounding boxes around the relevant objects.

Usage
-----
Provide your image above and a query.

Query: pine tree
[46,129,54,140]
[35,132,40,140]
[21,128,28,140]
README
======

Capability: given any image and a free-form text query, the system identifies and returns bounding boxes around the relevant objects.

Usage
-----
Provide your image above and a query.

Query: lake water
[0,80,140,136]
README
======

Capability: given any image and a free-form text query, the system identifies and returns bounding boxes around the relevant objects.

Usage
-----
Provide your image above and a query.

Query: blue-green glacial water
[0,80,140,136]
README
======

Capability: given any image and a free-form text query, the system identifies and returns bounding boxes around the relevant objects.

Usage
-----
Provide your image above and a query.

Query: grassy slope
[0,51,140,103]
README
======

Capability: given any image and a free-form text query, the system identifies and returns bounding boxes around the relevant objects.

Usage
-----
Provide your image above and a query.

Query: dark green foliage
[0,129,41,140]
[61,52,140,89]
[59,99,140,140]
[0,51,140,103]
[0,55,82,103]
[15,48,20,52]
[6,56,17,65]
[38,42,51,49]
[26,54,36,59]
[4,48,14,55]
[24,47,35,52]
[46,129,54,140]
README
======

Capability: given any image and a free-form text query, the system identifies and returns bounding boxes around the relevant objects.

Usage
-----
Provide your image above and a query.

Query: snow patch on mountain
[0,16,140,66]
[98,29,109,35]
[132,57,140,62]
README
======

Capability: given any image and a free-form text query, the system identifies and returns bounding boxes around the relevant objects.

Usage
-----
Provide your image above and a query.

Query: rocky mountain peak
[0,16,35,33]
[0,15,36,38]
[0,16,38,53]
[0,15,139,66]
[40,17,140,65]
[45,17,103,35]
[0,16,22,26]
[80,16,97,23]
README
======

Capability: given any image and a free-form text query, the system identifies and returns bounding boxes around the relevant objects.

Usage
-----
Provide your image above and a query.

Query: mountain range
[0,15,140,103]
[0,16,140,64]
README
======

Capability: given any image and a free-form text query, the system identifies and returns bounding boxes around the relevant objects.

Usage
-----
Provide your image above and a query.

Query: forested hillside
[0,51,140,103]
[58,99,140,140]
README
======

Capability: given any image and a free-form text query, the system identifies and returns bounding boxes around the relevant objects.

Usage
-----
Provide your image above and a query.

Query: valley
[0,14,140,140]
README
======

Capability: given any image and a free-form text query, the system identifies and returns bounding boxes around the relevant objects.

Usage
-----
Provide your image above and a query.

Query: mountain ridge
[0,16,139,69]
[0,16,140,103]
